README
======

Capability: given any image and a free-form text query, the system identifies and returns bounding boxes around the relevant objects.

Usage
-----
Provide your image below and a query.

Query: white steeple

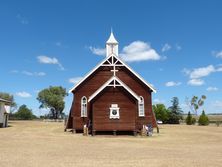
[106,30,118,57]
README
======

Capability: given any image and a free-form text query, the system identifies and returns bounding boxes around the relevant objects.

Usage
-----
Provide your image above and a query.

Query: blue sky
[1,0,222,115]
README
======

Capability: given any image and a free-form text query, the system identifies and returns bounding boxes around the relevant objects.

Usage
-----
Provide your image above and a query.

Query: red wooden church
[66,32,157,135]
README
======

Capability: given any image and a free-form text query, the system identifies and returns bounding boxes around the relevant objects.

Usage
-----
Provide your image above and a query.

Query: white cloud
[187,79,204,86]
[176,44,182,51]
[12,70,46,76]
[120,41,161,62]
[89,47,106,56]
[16,91,32,98]
[22,71,33,76]
[10,70,19,73]
[89,41,161,62]
[37,55,58,64]
[153,99,161,103]
[182,68,191,75]
[55,42,69,48]
[16,14,29,24]
[216,64,222,71]
[206,87,218,92]
[212,100,222,108]
[37,55,64,70]
[180,103,190,112]
[55,42,62,47]
[68,77,83,84]
[212,51,222,58]
[10,70,45,76]
[184,65,222,86]
[162,43,171,52]
[189,65,215,79]
[37,72,46,76]
[165,81,181,87]
[153,98,165,104]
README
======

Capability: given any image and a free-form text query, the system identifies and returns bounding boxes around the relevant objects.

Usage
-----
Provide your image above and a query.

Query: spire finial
[106,29,118,44]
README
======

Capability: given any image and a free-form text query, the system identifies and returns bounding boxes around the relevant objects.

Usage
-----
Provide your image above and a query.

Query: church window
[109,104,120,119]
[138,96,145,117]
[81,96,87,117]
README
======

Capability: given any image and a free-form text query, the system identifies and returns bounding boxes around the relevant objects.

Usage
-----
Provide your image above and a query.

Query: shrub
[198,110,209,126]
[191,118,196,125]
[11,104,36,120]
[186,111,192,125]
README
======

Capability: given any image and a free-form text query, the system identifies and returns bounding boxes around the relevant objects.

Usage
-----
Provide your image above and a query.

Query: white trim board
[69,55,156,93]
[88,76,140,102]
[0,98,11,103]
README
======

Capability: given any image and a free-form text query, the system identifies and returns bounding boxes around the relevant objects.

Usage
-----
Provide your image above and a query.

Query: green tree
[37,86,67,119]
[14,105,35,120]
[187,95,206,115]
[186,111,192,125]
[152,104,169,123]
[198,110,209,126]
[167,97,183,124]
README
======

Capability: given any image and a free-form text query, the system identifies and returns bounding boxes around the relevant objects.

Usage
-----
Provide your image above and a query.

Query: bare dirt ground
[0,121,222,167]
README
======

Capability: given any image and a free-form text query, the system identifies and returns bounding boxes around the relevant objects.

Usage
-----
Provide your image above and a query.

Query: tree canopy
[167,97,183,124]
[186,95,206,115]
[198,110,209,126]
[37,86,67,119]
[152,104,169,123]
[12,104,36,120]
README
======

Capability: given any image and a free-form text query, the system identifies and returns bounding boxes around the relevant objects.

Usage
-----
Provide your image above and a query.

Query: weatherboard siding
[92,87,136,131]
[67,62,157,132]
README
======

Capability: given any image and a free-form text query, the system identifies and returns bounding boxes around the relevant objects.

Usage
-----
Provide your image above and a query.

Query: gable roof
[69,55,156,93]
[0,98,11,104]
[88,76,140,102]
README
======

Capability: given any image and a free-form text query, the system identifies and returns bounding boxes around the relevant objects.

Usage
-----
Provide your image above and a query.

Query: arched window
[138,96,145,117]
[81,96,87,117]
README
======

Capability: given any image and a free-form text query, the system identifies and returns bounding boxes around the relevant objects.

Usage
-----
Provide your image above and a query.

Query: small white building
[0,98,11,128]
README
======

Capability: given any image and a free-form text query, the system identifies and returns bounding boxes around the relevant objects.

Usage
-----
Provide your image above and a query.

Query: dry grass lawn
[0,121,222,167]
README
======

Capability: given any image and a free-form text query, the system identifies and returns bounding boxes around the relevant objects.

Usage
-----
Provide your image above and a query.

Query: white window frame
[109,104,120,119]
[81,96,87,117]
[138,96,145,117]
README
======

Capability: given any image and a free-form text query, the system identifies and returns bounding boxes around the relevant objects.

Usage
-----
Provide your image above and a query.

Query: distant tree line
[153,95,210,126]
[1,86,68,121]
